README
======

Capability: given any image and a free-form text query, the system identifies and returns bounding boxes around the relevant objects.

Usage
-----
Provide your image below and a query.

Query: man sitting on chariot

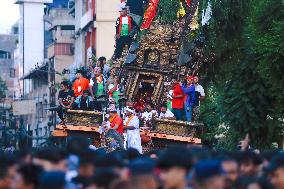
[159,104,175,120]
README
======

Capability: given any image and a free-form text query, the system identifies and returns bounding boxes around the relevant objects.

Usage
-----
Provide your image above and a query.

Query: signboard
[13,100,36,115]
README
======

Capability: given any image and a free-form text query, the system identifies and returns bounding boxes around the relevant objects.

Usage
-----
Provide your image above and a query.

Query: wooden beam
[55,124,201,144]
[52,130,68,137]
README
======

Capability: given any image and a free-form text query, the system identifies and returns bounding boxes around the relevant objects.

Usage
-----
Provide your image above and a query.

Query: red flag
[186,0,191,7]
[140,0,160,30]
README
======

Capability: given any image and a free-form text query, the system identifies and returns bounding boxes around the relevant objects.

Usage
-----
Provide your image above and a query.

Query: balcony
[80,9,93,29]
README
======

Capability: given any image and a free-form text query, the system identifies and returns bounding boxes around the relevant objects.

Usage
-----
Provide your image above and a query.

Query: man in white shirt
[141,103,157,121]
[193,76,205,121]
[124,107,142,154]
[141,103,157,128]
[159,104,175,120]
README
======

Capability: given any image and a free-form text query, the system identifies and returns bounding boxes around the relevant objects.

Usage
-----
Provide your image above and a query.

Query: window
[0,50,11,59]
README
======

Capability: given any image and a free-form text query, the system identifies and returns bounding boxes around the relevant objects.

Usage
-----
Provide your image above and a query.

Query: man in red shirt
[109,106,124,135]
[72,70,90,98]
[171,76,184,120]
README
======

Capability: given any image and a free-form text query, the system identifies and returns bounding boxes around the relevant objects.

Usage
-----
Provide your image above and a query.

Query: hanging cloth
[177,1,186,18]
[140,0,160,30]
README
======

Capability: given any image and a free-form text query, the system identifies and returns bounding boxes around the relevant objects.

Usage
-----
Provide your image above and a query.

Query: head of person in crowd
[76,70,84,79]
[221,156,239,189]
[157,147,192,189]
[66,136,90,155]
[114,75,121,85]
[94,66,102,77]
[98,56,107,67]
[0,153,17,189]
[119,7,128,17]
[146,103,154,113]
[160,104,168,114]
[109,179,134,189]
[12,163,43,189]
[194,75,199,84]
[33,147,67,171]
[266,154,284,189]
[126,100,134,108]
[193,160,226,189]
[14,149,33,164]
[88,168,120,189]
[171,76,179,87]
[110,67,116,77]
[187,75,194,86]
[128,158,159,189]
[39,171,66,189]
[125,148,141,161]
[76,149,98,179]
[236,177,275,189]
[237,151,263,177]
[125,107,134,117]
[60,80,69,91]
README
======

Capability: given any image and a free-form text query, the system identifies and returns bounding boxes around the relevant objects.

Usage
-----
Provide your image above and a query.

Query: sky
[0,0,20,34]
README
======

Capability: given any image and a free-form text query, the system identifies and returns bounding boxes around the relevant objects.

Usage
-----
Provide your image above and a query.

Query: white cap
[125,107,134,114]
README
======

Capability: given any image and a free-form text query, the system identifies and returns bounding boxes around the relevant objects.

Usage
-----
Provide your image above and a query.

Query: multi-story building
[13,0,75,147]
[0,34,18,100]
[46,7,75,129]
[70,0,118,67]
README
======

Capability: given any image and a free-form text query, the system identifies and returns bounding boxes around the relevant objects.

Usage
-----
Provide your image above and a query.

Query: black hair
[98,56,107,63]
[76,69,84,74]
[236,177,274,189]
[66,137,90,155]
[34,147,66,163]
[17,164,43,188]
[157,146,192,170]
[94,153,125,168]
[0,153,17,179]
[92,168,120,189]
[61,80,69,87]
[126,148,141,160]
[236,151,263,166]
[160,103,167,108]
[171,76,178,80]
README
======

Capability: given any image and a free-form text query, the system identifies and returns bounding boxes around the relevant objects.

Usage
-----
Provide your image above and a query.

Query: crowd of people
[1,137,284,189]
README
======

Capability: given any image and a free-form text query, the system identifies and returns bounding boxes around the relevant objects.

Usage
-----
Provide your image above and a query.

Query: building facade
[71,0,118,67]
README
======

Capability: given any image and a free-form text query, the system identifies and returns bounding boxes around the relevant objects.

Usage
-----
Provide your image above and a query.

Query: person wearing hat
[72,70,90,98]
[193,160,226,189]
[73,90,94,111]
[114,6,137,59]
[124,107,142,154]
[181,75,195,122]
[108,105,124,135]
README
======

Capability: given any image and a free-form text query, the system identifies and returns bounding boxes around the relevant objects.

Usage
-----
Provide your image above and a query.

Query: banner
[140,0,160,30]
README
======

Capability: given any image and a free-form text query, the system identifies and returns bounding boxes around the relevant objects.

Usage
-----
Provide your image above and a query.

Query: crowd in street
[1,137,284,189]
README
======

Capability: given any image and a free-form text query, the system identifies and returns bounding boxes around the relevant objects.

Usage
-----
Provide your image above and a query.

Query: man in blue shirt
[181,76,195,122]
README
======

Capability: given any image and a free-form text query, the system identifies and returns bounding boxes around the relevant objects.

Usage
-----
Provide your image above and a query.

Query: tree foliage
[198,0,284,149]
